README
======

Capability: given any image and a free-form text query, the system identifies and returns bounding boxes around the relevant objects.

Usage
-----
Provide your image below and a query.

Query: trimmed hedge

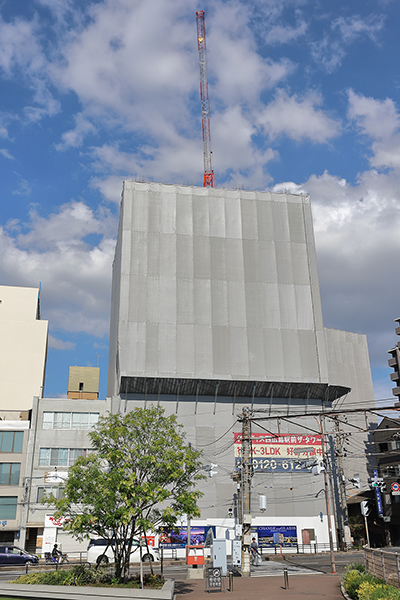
[12,565,164,588]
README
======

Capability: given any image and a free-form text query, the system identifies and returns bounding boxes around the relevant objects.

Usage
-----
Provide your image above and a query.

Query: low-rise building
[0,411,30,547]
[20,396,110,555]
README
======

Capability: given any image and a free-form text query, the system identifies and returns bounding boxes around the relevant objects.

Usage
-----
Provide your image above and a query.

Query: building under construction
[107,180,375,550]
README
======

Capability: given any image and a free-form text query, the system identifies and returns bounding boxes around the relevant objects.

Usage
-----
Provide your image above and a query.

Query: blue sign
[375,488,383,517]
[252,526,297,548]
[159,526,215,548]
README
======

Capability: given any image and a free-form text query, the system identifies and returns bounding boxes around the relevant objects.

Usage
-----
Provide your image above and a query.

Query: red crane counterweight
[196,10,214,188]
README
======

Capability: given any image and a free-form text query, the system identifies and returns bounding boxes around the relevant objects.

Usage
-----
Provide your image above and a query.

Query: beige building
[0,285,48,546]
[67,366,100,400]
[0,286,48,411]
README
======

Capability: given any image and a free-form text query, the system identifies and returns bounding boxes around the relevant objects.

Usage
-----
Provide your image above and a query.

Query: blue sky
[0,0,399,400]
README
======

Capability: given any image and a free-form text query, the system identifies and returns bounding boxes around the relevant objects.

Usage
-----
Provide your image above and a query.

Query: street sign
[391,482,400,492]
[206,567,223,592]
[375,487,383,517]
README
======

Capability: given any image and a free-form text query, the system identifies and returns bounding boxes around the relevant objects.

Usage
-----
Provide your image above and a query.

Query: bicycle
[44,552,69,564]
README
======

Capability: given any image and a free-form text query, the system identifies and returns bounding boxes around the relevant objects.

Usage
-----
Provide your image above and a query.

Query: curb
[0,578,174,600]
[340,582,352,600]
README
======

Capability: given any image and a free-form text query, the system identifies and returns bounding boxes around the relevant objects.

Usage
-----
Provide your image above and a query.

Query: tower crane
[196,10,215,188]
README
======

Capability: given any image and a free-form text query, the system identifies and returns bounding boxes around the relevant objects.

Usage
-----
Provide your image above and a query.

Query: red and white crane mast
[196,10,215,188]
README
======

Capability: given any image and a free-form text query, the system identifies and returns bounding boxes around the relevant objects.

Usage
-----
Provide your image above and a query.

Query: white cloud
[212,105,276,187]
[0,201,117,337]
[209,2,294,104]
[274,168,400,388]
[12,176,31,196]
[48,335,76,350]
[258,90,340,143]
[0,14,59,120]
[91,176,125,205]
[56,112,97,150]
[0,122,8,138]
[264,17,308,45]
[332,14,384,44]
[15,200,116,251]
[348,90,400,140]
[348,90,400,169]
[311,13,384,72]
[0,148,14,159]
[43,0,297,184]
[52,0,198,134]
[0,15,41,75]
[36,0,75,22]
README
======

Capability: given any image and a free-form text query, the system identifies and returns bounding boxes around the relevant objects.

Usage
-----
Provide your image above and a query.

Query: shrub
[357,580,400,600]
[346,563,366,574]
[12,565,164,588]
[12,569,73,586]
[342,568,381,600]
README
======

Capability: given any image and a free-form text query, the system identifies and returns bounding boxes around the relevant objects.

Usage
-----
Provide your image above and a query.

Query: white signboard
[45,514,70,528]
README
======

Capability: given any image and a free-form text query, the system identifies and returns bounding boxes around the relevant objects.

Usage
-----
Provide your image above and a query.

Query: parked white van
[87,539,160,565]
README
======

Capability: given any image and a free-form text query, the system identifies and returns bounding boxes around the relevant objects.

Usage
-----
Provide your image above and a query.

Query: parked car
[87,538,160,565]
[0,545,39,565]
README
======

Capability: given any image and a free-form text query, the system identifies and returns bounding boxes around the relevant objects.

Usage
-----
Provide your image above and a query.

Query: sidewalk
[175,574,343,600]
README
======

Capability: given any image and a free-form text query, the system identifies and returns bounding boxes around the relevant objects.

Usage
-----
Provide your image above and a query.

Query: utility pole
[316,415,336,573]
[334,418,351,549]
[238,408,252,577]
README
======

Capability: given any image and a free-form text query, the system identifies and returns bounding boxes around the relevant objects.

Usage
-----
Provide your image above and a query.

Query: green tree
[49,406,204,580]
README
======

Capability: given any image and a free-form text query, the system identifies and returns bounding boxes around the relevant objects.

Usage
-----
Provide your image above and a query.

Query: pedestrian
[51,543,62,562]
[250,537,260,565]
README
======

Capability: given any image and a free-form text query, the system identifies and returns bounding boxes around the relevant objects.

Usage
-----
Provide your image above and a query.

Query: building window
[382,466,396,477]
[0,432,23,453]
[39,448,92,467]
[37,486,65,503]
[42,413,99,430]
[0,464,20,486]
[0,497,17,520]
[379,443,389,453]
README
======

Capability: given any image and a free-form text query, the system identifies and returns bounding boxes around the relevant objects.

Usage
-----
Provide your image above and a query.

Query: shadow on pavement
[174,581,197,595]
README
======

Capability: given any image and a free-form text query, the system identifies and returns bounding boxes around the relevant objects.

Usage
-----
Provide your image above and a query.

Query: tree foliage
[49,406,204,580]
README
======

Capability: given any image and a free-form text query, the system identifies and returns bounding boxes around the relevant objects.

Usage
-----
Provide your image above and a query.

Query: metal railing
[364,546,400,588]
[260,542,340,555]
